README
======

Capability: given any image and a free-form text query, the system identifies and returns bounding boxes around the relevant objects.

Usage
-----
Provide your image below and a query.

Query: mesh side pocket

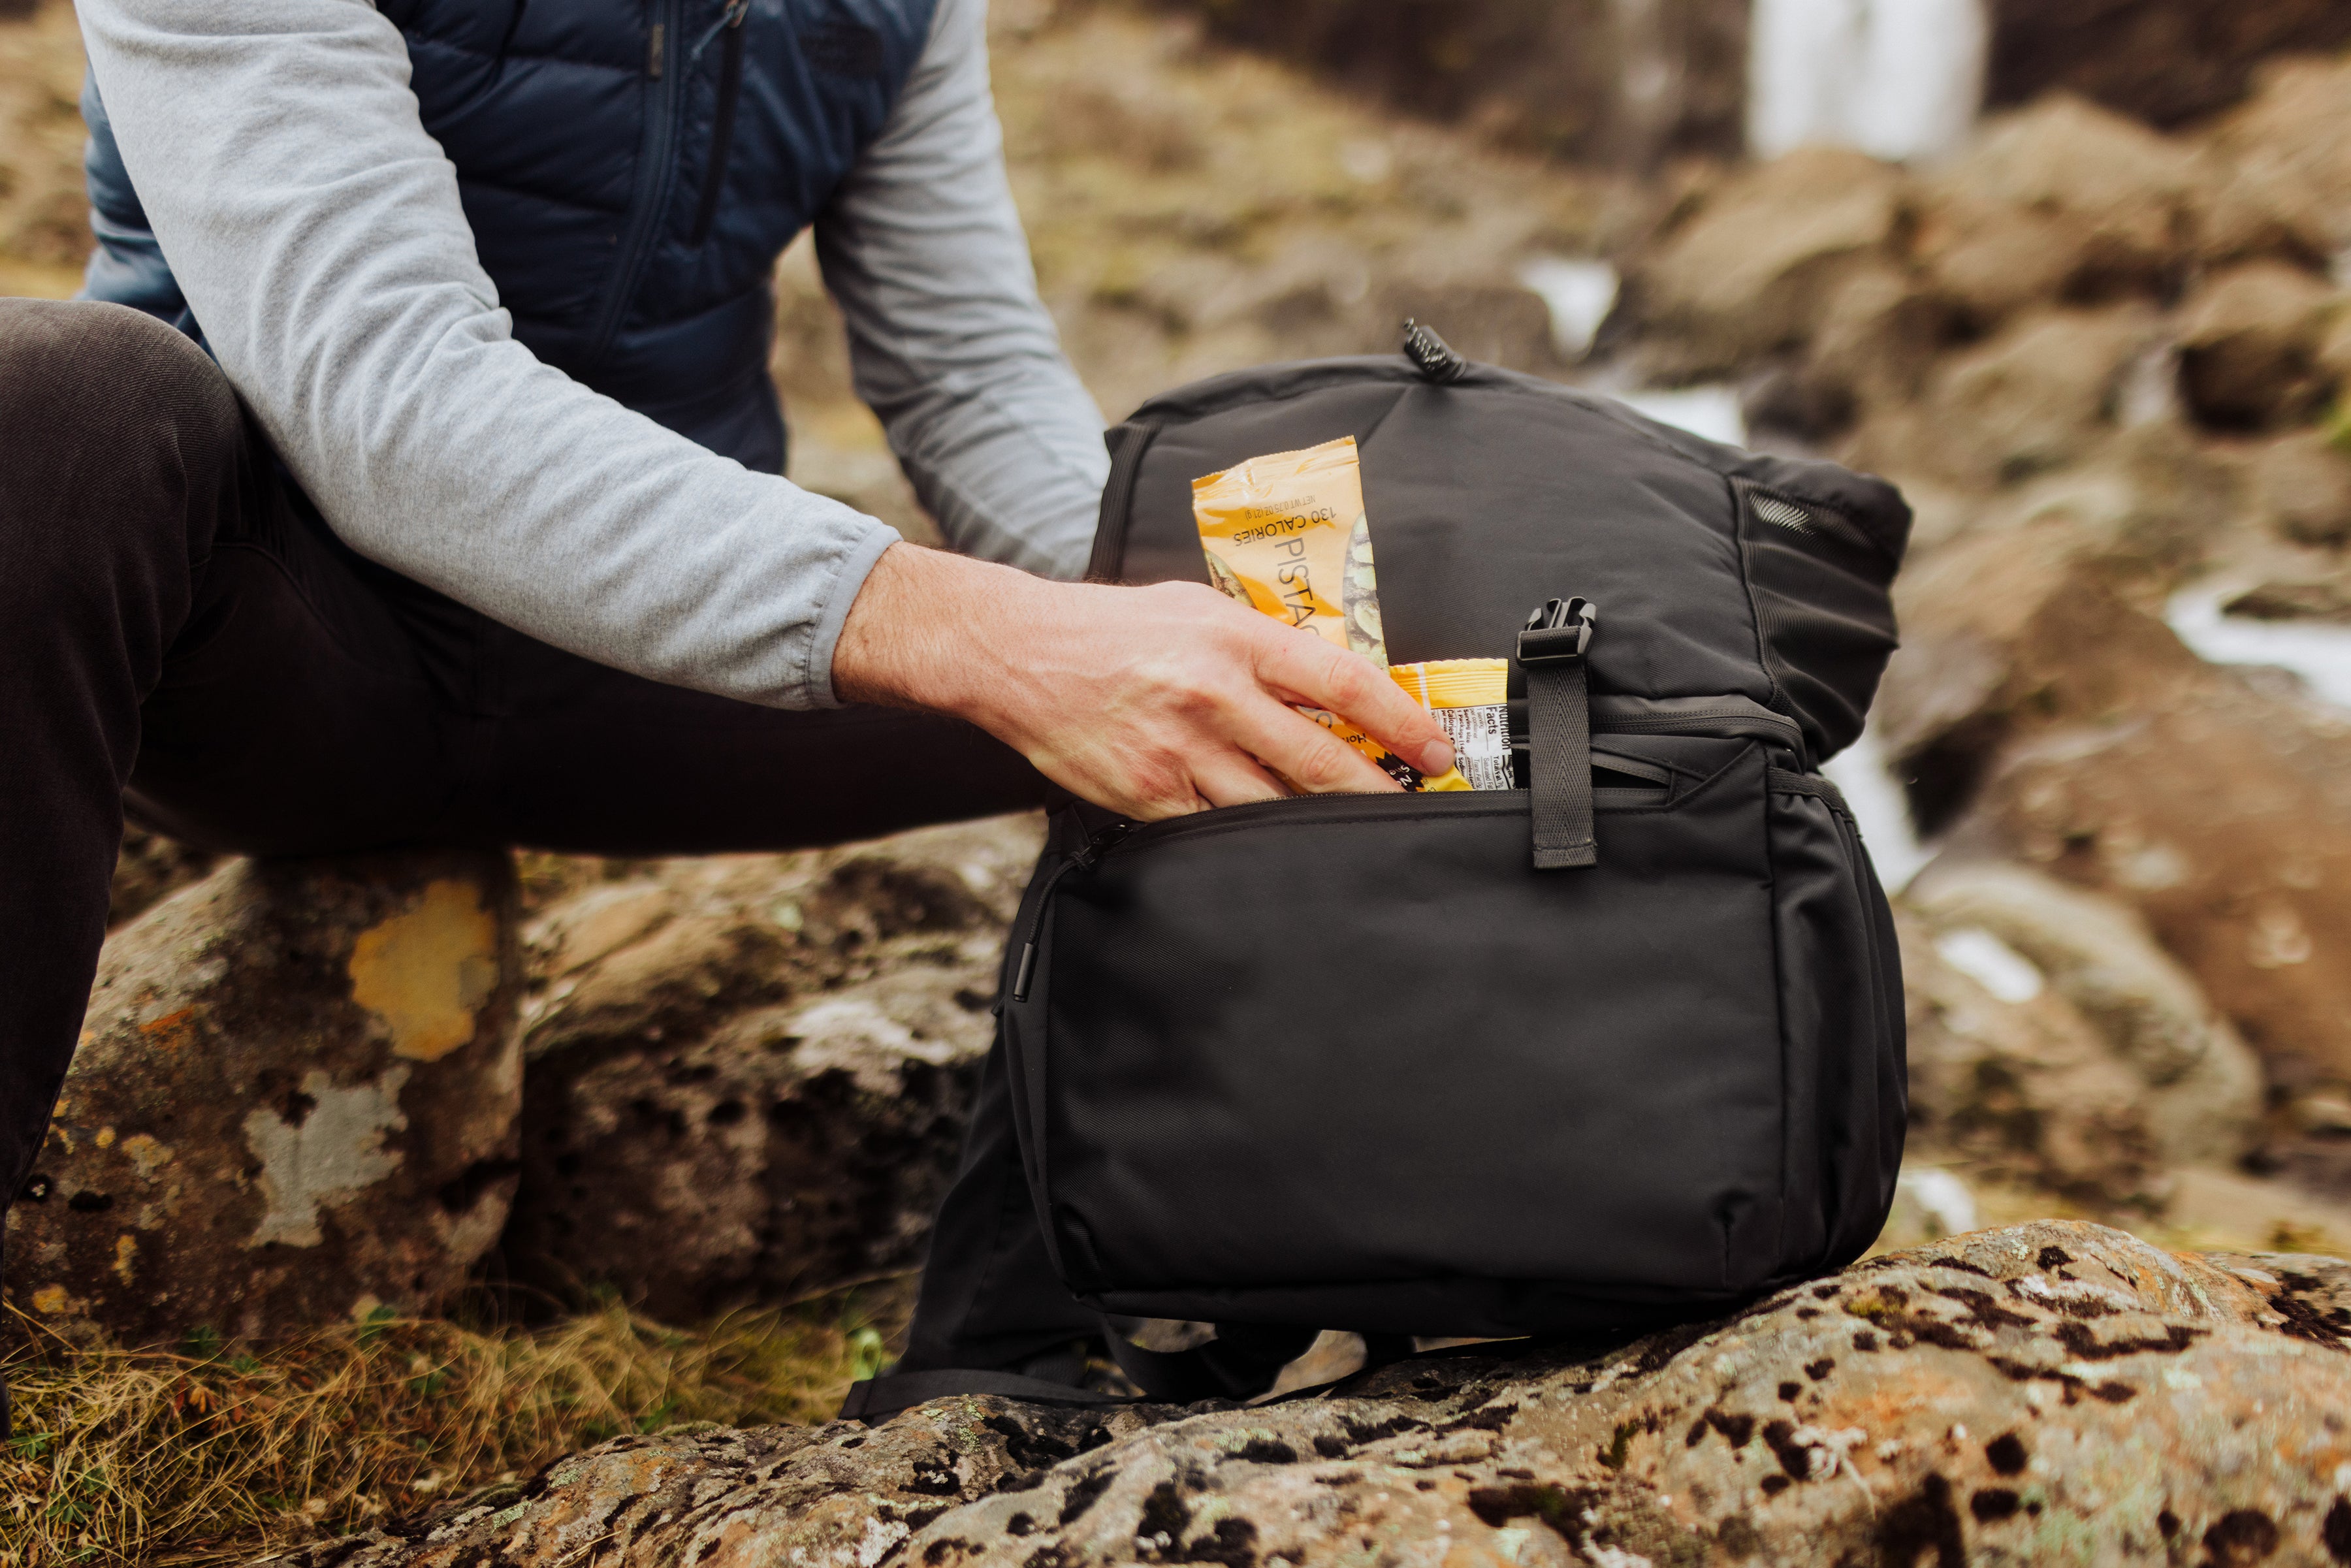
[1734,480,1901,764]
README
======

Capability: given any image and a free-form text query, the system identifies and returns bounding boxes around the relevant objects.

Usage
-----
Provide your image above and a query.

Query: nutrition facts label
[1437,703,1514,792]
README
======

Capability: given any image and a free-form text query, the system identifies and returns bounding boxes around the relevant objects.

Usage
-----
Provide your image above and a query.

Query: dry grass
[0,1294,888,1567]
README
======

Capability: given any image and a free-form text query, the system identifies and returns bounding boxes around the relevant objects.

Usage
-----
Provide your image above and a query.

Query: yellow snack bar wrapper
[1390,659,1512,792]
[1193,436,1386,662]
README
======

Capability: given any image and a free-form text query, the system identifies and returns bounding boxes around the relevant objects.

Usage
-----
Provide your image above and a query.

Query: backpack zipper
[586,0,691,365]
[1011,823,1132,1001]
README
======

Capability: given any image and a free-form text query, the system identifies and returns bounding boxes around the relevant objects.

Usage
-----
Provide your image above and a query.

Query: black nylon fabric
[978,344,1910,1352]
[1096,357,1909,763]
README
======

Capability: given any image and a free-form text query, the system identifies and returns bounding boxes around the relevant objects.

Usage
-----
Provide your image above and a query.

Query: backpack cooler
[997,330,1911,1383]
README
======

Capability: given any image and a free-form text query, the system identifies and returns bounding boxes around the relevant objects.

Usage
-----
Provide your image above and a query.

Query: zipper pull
[1010,824,1131,1003]
[647,21,665,78]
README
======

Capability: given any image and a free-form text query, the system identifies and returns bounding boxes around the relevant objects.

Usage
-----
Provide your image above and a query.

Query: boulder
[1910,306,2160,487]
[1985,0,2351,131]
[1631,146,1902,377]
[2247,430,2351,549]
[1957,693,2351,1091]
[1905,861,2265,1168]
[1878,522,2351,1086]
[2199,54,2351,258]
[8,851,523,1346]
[1896,912,2172,1212]
[2175,261,2344,431]
[498,816,1045,1320]
[1922,97,2202,302]
[256,1221,2351,1568]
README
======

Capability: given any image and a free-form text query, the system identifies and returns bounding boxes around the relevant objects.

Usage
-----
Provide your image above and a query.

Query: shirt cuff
[802,514,906,709]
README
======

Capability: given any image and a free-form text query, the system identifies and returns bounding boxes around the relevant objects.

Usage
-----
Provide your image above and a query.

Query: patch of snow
[1515,255,1619,361]
[1616,385,1748,447]
[1935,927,2045,1003]
[1822,725,1928,892]
[1897,1167,1979,1236]
[2167,583,2351,712]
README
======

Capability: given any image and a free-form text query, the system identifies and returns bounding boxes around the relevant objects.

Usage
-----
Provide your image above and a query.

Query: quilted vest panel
[80,0,939,472]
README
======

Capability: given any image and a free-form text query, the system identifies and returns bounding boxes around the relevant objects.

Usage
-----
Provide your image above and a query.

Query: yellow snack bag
[1390,660,1512,791]
[1192,436,1386,663]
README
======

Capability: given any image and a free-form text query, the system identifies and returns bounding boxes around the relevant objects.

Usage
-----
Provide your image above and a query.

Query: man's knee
[0,298,242,475]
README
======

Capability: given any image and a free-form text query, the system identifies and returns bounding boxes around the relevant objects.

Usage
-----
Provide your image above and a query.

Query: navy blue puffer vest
[81,0,940,473]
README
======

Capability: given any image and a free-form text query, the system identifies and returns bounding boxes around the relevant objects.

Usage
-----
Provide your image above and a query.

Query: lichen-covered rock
[255,1221,2351,1568]
[497,816,1044,1319]
[10,852,523,1345]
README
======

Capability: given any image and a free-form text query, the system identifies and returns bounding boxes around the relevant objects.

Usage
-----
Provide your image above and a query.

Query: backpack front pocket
[1012,739,1791,1334]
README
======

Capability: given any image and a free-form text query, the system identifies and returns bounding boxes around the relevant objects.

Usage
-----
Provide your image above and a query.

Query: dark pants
[0,298,1093,1374]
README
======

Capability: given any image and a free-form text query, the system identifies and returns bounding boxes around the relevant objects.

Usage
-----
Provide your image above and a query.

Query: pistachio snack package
[1192,436,1386,662]
[1390,660,1512,790]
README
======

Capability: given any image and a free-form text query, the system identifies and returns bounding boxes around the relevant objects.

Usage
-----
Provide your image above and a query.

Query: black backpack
[997,332,1910,1393]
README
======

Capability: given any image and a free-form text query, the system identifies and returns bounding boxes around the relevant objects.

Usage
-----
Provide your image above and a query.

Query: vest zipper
[586,0,691,366]
[689,0,752,247]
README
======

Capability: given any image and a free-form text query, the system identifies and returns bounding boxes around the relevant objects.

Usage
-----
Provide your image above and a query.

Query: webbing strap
[1518,598,1599,871]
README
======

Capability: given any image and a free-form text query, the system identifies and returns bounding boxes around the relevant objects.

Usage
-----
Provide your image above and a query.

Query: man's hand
[834,543,1455,820]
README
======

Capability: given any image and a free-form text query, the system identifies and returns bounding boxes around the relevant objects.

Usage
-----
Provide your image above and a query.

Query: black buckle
[1516,596,1597,667]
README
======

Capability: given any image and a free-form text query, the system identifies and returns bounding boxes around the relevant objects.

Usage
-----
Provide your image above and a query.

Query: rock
[2224,576,2351,623]
[1896,911,2175,1211]
[1906,861,2265,1167]
[8,852,523,1346]
[1159,0,1750,168]
[1876,520,2351,1087]
[2201,54,2351,257]
[259,1221,2351,1568]
[498,816,1045,1320]
[1908,306,2160,487]
[2175,261,2344,431]
[1960,698,2351,1089]
[1633,146,1903,377]
[2247,430,2351,549]
[1985,0,2351,131]
[109,825,217,929]
[1924,98,2202,302]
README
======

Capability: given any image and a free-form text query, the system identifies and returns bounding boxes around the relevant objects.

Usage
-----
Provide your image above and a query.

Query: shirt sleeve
[814,0,1110,582]
[74,0,899,710]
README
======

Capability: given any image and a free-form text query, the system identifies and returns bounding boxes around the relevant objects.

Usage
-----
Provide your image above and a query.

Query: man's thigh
[127,479,467,857]
[133,474,1056,859]
[466,622,1057,856]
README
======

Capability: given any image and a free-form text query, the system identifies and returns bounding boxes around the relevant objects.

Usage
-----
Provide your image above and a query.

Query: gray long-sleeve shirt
[74,0,1107,710]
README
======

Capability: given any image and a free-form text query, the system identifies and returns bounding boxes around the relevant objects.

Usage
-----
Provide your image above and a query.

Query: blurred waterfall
[1748,0,1989,163]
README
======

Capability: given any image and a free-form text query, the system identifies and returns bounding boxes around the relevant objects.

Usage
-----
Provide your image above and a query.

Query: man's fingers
[1220,690,1403,797]
[1189,753,1293,810]
[1253,628,1454,778]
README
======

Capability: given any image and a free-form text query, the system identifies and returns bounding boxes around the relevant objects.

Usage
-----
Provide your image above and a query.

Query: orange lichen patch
[137,1005,199,1050]
[349,878,502,1063]
[112,1232,138,1285]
